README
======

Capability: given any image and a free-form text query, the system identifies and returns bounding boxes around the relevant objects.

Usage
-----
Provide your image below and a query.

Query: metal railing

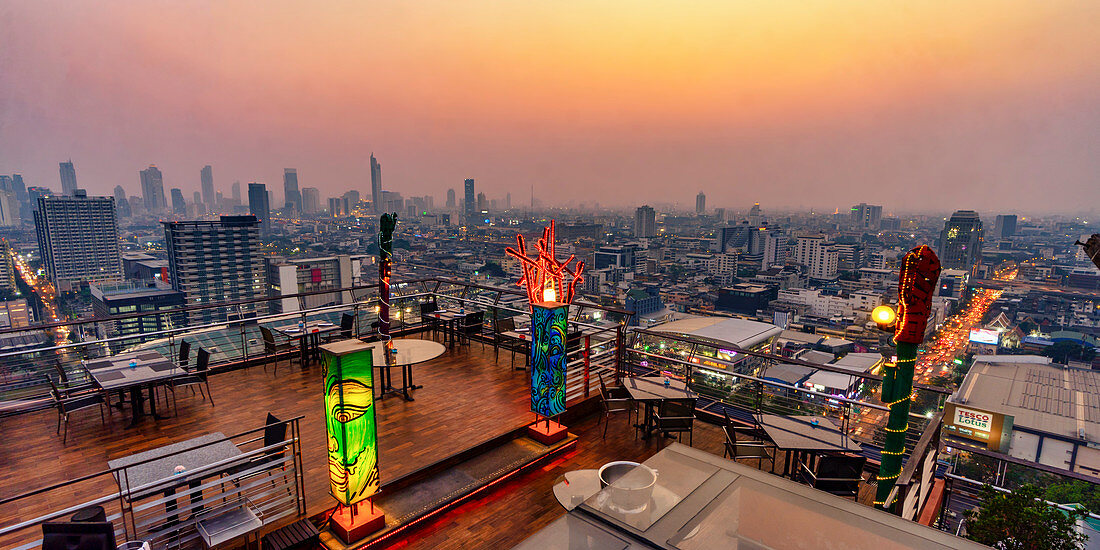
[940,473,1100,538]
[0,416,305,550]
[621,328,950,457]
[0,277,632,416]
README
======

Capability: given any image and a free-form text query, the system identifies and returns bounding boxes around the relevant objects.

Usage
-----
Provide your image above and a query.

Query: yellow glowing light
[543,287,557,302]
[872,305,897,326]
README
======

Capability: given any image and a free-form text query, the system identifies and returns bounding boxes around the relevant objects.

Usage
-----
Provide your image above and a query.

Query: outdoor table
[516,443,987,550]
[552,469,602,511]
[366,338,446,401]
[424,310,468,346]
[756,414,863,478]
[271,320,342,363]
[109,432,242,525]
[86,350,181,426]
[623,376,698,441]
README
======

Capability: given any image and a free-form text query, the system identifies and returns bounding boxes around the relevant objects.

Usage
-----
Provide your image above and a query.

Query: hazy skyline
[2,1,1099,213]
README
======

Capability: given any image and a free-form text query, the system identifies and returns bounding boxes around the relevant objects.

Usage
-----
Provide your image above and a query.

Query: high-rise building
[747,203,763,226]
[283,168,301,215]
[793,234,839,280]
[476,192,487,213]
[193,191,202,205]
[505,193,511,210]
[328,197,343,217]
[762,231,789,268]
[10,174,27,202]
[696,192,706,215]
[993,215,1017,239]
[939,210,983,271]
[0,240,15,292]
[231,181,242,203]
[112,186,131,218]
[370,153,382,213]
[34,191,122,291]
[634,205,656,238]
[850,203,883,230]
[200,165,215,206]
[139,166,167,212]
[446,188,456,208]
[164,216,265,325]
[247,183,271,234]
[59,160,78,196]
[343,190,360,215]
[0,190,19,226]
[170,188,186,214]
[464,179,475,222]
[301,187,320,214]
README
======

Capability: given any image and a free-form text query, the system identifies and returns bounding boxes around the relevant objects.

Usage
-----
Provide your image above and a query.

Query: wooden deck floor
[0,332,878,548]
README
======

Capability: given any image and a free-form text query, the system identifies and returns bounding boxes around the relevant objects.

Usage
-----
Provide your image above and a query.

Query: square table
[271,320,343,363]
[424,310,468,346]
[86,350,181,426]
[624,376,699,441]
[110,432,243,525]
[756,414,863,478]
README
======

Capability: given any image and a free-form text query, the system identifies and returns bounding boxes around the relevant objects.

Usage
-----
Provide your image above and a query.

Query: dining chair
[172,348,213,409]
[420,301,440,338]
[598,378,634,439]
[494,317,528,366]
[177,340,191,369]
[653,398,696,446]
[459,311,484,347]
[47,375,106,444]
[799,454,867,499]
[724,425,777,472]
[260,326,293,376]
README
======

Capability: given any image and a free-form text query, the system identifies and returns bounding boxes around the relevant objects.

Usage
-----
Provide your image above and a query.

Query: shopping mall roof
[650,315,782,350]
[951,355,1100,442]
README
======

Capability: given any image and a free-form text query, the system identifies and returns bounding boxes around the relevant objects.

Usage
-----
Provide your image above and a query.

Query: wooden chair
[653,398,696,446]
[724,425,777,472]
[172,348,214,409]
[47,375,106,444]
[260,326,293,376]
[800,454,867,499]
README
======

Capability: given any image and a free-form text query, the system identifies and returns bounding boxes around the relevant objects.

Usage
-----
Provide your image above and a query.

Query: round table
[552,469,602,511]
[368,338,446,400]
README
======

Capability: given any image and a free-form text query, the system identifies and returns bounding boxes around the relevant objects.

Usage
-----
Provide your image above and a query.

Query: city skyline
[3,2,1100,213]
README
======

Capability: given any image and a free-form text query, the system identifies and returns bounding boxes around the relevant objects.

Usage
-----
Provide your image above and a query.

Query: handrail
[630,326,952,395]
[0,415,304,507]
[943,472,1100,521]
[627,349,891,413]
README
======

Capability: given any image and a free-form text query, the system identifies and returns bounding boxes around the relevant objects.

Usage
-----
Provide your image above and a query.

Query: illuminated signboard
[968,328,1001,345]
[954,406,992,432]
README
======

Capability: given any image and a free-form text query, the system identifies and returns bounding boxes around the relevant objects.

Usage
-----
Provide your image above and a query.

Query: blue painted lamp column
[528,300,569,443]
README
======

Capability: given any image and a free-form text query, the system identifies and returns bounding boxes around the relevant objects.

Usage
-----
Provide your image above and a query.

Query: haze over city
[3,1,1099,213]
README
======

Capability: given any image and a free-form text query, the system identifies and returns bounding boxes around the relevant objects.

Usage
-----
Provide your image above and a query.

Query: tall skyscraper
[33,191,122,291]
[747,203,763,226]
[283,168,301,215]
[112,185,130,218]
[140,166,167,212]
[247,183,271,234]
[231,181,242,204]
[0,190,19,227]
[301,187,320,214]
[634,205,656,238]
[170,188,186,214]
[850,203,883,230]
[939,210,983,271]
[446,188,456,208]
[59,161,78,196]
[476,192,487,212]
[164,216,265,324]
[463,179,475,222]
[696,192,706,215]
[10,174,27,201]
[793,234,839,280]
[370,153,382,213]
[993,215,1017,239]
[328,197,343,217]
[505,192,511,210]
[193,191,202,205]
[200,165,215,206]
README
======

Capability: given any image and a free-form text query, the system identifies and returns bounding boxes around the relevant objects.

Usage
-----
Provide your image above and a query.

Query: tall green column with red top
[874,245,940,511]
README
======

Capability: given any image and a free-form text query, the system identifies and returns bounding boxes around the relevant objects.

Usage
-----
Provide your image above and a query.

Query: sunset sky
[2,1,1098,213]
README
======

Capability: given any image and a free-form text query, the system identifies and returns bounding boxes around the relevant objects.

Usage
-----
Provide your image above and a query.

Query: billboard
[942,402,1013,453]
[969,328,1001,345]
[954,406,993,432]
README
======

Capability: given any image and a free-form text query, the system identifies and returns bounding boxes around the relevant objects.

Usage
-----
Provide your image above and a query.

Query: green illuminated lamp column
[321,339,384,542]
